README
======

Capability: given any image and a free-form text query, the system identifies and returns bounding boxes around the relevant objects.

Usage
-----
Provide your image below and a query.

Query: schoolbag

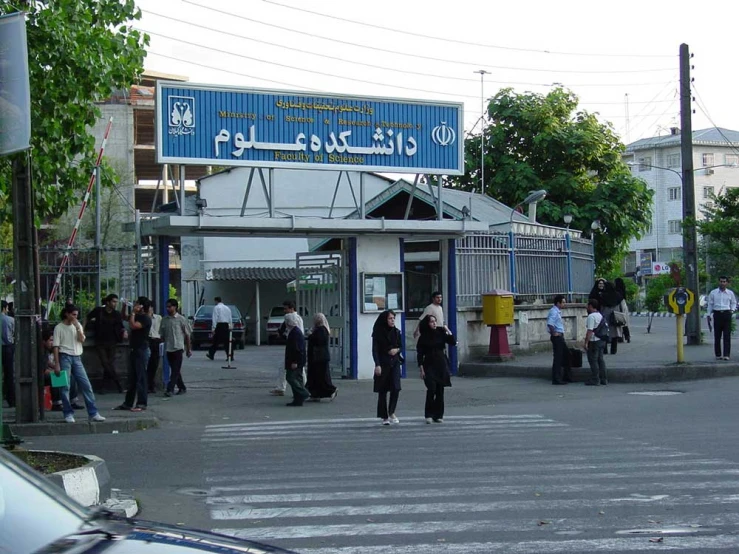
[593,313,610,341]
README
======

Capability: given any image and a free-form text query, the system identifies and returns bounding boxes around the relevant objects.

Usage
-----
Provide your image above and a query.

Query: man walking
[1,300,15,408]
[583,298,608,386]
[707,276,737,360]
[116,297,152,412]
[52,304,106,423]
[86,294,126,393]
[146,302,163,393]
[547,295,572,385]
[160,299,192,397]
[270,300,303,396]
[414,291,449,339]
[207,297,232,361]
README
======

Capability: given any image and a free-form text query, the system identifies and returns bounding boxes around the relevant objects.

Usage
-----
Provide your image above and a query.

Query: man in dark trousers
[546,295,572,385]
[207,297,233,361]
[86,294,126,393]
[115,296,152,412]
[707,276,738,360]
[284,312,309,407]
[1,300,15,407]
[160,299,192,397]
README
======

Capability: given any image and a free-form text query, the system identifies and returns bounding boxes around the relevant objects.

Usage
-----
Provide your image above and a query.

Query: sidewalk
[460,319,739,382]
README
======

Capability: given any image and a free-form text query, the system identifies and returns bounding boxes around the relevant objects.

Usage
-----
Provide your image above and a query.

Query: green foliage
[448,87,653,274]
[697,188,739,286]
[644,274,676,313]
[0,0,148,222]
[168,284,179,305]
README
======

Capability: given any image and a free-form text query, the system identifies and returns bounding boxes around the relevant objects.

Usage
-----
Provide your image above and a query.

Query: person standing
[284,312,309,407]
[306,313,337,401]
[614,278,632,344]
[160,299,192,397]
[583,298,608,386]
[1,300,15,408]
[547,295,572,385]
[707,276,737,360]
[115,297,152,412]
[52,304,106,423]
[589,278,623,354]
[207,297,233,361]
[270,300,304,396]
[417,314,456,423]
[373,310,403,425]
[146,302,163,393]
[413,291,448,339]
[86,294,126,393]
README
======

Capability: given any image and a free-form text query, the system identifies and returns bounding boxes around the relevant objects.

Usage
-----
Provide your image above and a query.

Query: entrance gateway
[146,82,487,379]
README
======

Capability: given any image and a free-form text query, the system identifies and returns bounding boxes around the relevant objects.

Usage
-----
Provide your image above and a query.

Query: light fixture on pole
[474,69,490,196]
[509,189,547,229]
[563,213,573,230]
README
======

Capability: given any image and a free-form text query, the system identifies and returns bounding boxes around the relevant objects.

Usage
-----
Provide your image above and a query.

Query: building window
[668,220,682,234]
[668,187,681,201]
[703,186,714,199]
[666,154,681,168]
[638,156,652,172]
[702,153,715,167]
[726,154,739,167]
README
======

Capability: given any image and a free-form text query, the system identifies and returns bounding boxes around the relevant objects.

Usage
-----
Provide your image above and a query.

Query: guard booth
[141,81,487,379]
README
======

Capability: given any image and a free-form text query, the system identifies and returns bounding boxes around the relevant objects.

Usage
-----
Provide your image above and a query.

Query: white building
[622,127,739,273]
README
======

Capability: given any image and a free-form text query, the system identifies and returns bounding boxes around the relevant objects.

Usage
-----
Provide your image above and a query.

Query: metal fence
[0,247,148,321]
[456,232,594,307]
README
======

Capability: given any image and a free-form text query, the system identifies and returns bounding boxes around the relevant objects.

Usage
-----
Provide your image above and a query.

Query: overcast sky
[136,0,739,146]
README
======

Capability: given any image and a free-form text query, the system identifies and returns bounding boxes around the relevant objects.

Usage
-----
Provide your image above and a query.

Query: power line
[691,85,739,158]
[259,0,676,59]
[168,3,677,83]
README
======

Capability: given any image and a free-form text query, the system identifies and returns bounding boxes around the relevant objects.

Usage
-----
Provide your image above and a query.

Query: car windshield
[196,305,241,319]
[270,307,285,318]
[0,451,88,553]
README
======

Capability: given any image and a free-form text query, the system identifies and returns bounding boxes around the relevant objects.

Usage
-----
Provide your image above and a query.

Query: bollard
[221,329,237,369]
[676,314,684,363]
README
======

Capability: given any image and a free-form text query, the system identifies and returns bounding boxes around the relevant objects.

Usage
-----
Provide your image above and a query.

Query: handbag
[612,311,627,326]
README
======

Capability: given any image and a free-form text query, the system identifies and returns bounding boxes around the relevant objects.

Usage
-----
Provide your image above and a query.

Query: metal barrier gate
[295,251,348,378]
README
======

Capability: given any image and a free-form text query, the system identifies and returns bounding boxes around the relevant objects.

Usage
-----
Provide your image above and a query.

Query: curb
[45,452,111,507]
[9,416,159,437]
[459,362,739,383]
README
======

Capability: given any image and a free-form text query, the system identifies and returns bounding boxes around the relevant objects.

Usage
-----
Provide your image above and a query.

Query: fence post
[508,230,517,294]
[566,233,573,302]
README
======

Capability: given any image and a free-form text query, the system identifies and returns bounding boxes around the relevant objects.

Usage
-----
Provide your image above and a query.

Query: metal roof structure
[626,127,739,152]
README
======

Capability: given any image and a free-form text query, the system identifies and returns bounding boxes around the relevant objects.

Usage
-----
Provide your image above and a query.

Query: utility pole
[679,43,701,345]
[12,152,41,422]
[474,70,489,196]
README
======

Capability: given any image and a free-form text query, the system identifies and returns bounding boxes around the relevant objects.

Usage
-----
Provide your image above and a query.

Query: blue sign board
[156,82,464,175]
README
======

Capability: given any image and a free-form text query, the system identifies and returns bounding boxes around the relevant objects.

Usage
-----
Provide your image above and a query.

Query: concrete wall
[354,236,402,379]
[456,304,587,362]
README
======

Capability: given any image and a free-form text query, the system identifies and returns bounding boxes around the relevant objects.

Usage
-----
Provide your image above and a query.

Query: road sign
[640,252,653,276]
[666,287,695,315]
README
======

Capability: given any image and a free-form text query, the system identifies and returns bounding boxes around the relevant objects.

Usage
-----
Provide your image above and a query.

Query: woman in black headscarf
[372,310,403,426]
[589,278,623,354]
[417,314,457,424]
[614,278,631,344]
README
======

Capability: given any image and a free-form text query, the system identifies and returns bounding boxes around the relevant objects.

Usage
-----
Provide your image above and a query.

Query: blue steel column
[399,238,406,379]
[509,230,517,294]
[565,232,573,302]
[447,239,459,375]
[348,238,358,380]
[158,237,170,388]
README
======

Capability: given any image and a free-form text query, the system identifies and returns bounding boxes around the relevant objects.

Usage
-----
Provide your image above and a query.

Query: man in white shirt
[583,298,608,386]
[414,291,448,339]
[52,304,106,424]
[146,302,163,393]
[207,297,233,361]
[707,276,737,360]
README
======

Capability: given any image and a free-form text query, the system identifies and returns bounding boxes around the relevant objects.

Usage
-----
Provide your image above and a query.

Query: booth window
[405,262,440,319]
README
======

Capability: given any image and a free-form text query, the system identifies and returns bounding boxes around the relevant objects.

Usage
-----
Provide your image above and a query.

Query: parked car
[0,447,296,554]
[190,304,248,350]
[265,305,286,344]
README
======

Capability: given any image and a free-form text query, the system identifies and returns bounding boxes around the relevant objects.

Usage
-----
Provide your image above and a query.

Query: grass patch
[9,449,89,474]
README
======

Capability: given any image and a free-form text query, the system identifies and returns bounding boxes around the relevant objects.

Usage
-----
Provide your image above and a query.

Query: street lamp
[563,213,573,230]
[509,189,547,229]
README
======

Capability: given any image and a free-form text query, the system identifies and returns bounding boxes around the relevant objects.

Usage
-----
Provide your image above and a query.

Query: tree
[697,188,739,287]
[0,0,148,221]
[449,88,653,274]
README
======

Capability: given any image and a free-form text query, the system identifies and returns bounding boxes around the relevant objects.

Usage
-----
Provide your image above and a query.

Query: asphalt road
[24,336,739,553]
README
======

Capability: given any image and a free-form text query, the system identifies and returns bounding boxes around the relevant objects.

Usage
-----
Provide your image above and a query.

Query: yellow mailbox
[482,290,514,326]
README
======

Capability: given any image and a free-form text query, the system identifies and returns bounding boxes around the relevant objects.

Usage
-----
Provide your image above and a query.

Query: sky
[136,0,739,147]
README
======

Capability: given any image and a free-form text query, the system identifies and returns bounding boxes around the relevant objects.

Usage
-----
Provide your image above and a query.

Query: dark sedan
[0,447,296,554]
[190,304,248,350]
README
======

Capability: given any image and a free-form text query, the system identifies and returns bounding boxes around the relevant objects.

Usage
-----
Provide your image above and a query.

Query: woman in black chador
[372,310,403,426]
[306,313,337,401]
[416,314,457,423]
[589,278,623,354]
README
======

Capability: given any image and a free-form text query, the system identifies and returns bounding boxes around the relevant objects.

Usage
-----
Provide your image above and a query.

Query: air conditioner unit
[704,168,715,175]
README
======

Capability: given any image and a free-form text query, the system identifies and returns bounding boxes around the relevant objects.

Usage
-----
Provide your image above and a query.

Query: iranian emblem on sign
[431,121,456,146]
[168,96,195,136]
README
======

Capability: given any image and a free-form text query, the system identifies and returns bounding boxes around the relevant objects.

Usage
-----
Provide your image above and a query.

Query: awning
[206,266,295,282]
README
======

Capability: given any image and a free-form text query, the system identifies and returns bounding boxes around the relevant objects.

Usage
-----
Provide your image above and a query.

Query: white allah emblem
[431,121,456,147]
[168,96,195,136]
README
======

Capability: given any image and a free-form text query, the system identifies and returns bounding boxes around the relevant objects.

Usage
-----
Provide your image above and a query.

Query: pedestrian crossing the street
[200,415,739,552]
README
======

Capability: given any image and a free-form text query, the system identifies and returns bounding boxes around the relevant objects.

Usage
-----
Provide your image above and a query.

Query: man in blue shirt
[547,295,572,385]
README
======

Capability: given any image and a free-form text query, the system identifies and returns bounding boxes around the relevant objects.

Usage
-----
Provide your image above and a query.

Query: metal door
[296,251,348,377]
